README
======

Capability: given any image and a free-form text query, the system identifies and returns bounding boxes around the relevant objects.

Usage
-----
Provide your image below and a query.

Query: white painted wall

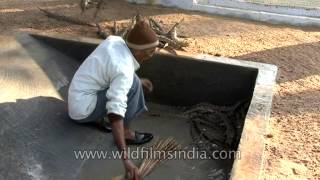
[128,0,195,10]
[127,0,320,27]
[200,0,320,17]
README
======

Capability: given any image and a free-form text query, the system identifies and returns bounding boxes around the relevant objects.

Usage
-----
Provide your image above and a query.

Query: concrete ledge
[196,54,277,180]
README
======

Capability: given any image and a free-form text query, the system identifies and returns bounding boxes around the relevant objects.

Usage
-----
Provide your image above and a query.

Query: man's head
[126,20,158,63]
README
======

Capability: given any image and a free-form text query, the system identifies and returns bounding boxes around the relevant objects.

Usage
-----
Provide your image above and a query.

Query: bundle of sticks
[138,137,181,178]
[39,4,188,53]
[96,13,189,52]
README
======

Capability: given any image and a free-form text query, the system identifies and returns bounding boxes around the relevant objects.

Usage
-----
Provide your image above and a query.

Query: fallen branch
[93,14,188,52]
[163,46,178,55]
[167,18,184,35]
[117,27,129,38]
[157,35,182,49]
[112,20,118,35]
[149,18,164,32]
[149,18,166,36]
[38,7,96,27]
[151,26,166,36]
[149,17,188,49]
[167,18,184,40]
[129,15,137,30]
[95,23,108,39]
[178,34,189,38]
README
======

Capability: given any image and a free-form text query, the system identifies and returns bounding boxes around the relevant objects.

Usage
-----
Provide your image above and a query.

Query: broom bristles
[138,137,181,177]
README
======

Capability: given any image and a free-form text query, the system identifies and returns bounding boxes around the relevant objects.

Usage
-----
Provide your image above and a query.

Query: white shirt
[68,36,140,120]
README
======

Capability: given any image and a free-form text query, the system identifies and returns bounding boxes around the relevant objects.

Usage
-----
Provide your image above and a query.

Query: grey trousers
[76,74,147,125]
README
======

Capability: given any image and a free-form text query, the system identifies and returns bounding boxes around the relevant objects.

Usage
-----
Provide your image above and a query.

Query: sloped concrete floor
[80,103,231,180]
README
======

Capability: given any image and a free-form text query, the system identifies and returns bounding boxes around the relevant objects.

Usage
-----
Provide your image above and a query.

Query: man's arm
[105,65,140,179]
[108,113,126,152]
[108,113,140,180]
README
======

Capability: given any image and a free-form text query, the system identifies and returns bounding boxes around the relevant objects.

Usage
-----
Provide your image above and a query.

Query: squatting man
[68,21,159,180]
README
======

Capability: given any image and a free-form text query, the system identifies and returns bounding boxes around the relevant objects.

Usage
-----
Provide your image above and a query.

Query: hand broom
[138,137,181,178]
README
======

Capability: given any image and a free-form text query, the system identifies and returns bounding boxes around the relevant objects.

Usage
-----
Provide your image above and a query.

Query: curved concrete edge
[197,55,278,180]
[127,0,320,27]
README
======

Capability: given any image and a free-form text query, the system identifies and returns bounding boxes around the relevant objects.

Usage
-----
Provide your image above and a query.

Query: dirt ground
[0,0,319,179]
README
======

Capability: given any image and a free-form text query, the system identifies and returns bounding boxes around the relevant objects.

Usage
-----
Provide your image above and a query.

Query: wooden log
[151,26,167,36]
[157,35,182,49]
[96,23,108,39]
[167,18,184,39]
[169,26,177,40]
[112,20,118,35]
[117,27,129,38]
[163,46,178,56]
[149,18,164,32]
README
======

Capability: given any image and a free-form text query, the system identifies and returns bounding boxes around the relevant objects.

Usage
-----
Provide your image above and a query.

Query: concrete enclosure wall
[29,34,277,180]
[32,34,258,107]
[127,0,320,27]
[138,54,258,106]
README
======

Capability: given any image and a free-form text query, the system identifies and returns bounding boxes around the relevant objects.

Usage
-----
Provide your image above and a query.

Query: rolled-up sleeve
[105,65,134,118]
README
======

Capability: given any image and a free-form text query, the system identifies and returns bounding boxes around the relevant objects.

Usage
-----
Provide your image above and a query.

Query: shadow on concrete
[233,41,320,83]
[0,96,114,180]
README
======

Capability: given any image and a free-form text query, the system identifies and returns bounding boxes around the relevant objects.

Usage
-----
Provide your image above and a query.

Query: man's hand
[124,159,141,180]
[140,78,153,93]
